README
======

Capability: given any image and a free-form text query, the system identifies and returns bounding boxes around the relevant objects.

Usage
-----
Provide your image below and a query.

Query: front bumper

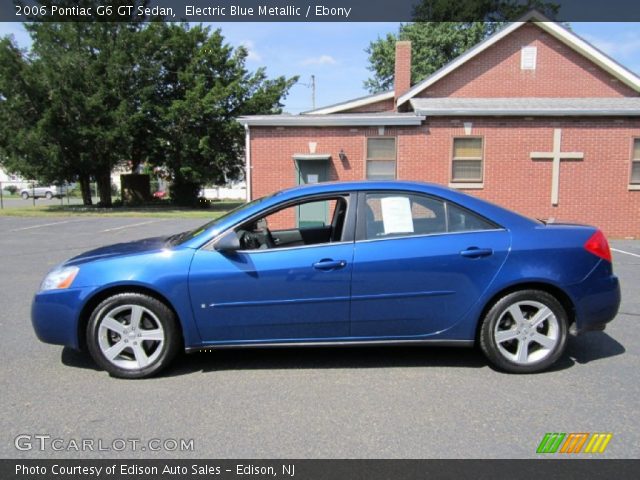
[31,287,93,350]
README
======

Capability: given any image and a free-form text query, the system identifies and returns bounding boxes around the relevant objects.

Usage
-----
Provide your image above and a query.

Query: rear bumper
[567,264,620,334]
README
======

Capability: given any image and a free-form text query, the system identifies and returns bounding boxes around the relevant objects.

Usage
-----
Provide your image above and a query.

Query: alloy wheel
[493,300,560,365]
[97,304,165,370]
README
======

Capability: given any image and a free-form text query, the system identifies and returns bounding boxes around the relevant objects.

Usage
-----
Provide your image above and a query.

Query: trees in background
[137,24,297,205]
[364,0,559,93]
[0,1,296,206]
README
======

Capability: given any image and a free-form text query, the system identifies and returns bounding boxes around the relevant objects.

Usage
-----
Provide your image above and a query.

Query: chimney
[394,41,412,104]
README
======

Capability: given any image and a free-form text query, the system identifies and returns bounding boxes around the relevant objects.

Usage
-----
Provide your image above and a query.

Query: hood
[65,236,170,265]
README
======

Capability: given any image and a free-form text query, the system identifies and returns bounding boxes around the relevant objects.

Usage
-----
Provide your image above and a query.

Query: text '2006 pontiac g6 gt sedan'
[32,181,620,378]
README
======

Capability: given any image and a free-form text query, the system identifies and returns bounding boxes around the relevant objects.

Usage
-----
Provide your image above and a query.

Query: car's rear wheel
[479,290,568,373]
[86,293,181,379]
[21,192,29,200]
[45,191,53,200]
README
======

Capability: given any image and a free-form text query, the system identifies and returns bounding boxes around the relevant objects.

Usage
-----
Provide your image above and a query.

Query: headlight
[40,266,79,291]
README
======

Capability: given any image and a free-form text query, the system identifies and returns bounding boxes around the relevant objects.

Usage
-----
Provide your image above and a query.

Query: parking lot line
[10,219,86,232]
[101,219,165,232]
[611,248,640,259]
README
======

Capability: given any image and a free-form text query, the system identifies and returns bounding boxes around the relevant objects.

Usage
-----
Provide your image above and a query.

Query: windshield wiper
[166,231,188,245]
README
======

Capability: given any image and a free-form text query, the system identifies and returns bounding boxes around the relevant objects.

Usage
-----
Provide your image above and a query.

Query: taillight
[584,230,612,262]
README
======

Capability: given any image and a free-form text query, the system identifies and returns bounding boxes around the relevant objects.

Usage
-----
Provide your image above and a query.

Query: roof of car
[278,180,455,197]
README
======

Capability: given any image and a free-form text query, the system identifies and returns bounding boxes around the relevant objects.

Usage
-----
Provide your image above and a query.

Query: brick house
[240,12,640,238]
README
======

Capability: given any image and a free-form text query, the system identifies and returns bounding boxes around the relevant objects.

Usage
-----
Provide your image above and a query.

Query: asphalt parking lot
[1,216,638,459]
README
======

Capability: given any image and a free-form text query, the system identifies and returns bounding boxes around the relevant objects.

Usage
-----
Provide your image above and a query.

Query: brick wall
[249,119,640,238]
[394,41,412,102]
[419,24,638,98]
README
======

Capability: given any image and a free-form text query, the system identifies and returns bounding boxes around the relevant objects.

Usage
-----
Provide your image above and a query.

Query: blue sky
[1,22,639,113]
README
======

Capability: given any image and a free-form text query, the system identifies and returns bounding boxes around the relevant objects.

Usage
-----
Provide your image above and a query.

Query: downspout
[244,123,252,202]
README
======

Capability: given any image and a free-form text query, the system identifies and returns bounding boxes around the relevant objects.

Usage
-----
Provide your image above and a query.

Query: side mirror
[214,230,241,252]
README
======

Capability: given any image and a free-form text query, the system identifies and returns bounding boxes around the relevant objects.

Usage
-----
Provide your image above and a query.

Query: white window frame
[630,138,640,190]
[450,136,484,185]
[365,137,397,180]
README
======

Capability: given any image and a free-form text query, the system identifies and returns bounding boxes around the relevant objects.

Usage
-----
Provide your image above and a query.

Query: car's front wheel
[479,290,568,373]
[45,191,53,200]
[86,293,181,379]
[21,192,29,200]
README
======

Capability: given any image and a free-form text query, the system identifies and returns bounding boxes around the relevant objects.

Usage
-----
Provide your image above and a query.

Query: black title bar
[1,0,640,22]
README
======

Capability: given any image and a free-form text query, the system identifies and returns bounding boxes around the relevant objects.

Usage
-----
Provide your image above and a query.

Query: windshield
[167,194,272,245]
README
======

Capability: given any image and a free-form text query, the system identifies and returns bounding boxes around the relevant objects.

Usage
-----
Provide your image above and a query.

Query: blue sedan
[32,181,620,378]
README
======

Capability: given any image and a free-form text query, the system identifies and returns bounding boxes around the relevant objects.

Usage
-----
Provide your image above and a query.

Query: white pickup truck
[20,185,67,200]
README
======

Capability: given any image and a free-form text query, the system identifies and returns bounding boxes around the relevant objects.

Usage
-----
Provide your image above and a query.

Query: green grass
[0,201,242,219]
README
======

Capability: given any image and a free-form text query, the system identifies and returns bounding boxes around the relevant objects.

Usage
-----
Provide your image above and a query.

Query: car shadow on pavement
[165,345,487,377]
[60,332,625,378]
[61,347,102,371]
[565,331,625,365]
[519,332,625,374]
[60,345,487,378]
[168,332,625,377]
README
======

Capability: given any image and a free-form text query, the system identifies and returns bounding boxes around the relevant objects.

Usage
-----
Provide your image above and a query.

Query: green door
[296,159,329,228]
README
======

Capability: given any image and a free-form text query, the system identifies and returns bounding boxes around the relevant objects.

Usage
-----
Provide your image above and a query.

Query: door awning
[292,154,331,161]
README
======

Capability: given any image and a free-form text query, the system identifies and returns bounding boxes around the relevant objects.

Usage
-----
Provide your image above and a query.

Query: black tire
[86,293,181,379]
[479,289,568,373]
[21,192,29,200]
[45,191,53,200]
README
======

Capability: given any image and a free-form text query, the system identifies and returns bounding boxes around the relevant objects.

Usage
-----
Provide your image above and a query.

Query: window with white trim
[521,46,537,70]
[366,137,396,180]
[452,137,483,183]
[632,139,640,185]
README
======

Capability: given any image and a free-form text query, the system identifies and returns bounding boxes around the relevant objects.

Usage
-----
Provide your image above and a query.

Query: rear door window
[363,192,496,240]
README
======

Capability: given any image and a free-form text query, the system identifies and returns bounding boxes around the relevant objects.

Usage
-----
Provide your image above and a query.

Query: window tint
[364,193,446,239]
[447,203,496,232]
[364,193,496,240]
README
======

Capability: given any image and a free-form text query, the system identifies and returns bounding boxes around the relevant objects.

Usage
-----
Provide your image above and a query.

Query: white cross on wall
[530,128,584,206]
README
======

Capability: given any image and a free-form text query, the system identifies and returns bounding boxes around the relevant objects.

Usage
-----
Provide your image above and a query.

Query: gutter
[239,115,425,127]
[413,108,640,116]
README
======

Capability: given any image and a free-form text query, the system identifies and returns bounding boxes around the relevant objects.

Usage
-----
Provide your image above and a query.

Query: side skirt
[185,338,474,353]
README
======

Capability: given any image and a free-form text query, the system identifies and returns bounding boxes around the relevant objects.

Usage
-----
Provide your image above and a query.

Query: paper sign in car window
[380,196,414,234]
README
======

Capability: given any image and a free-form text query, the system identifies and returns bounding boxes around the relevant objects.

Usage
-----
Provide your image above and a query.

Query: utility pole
[301,75,316,110]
